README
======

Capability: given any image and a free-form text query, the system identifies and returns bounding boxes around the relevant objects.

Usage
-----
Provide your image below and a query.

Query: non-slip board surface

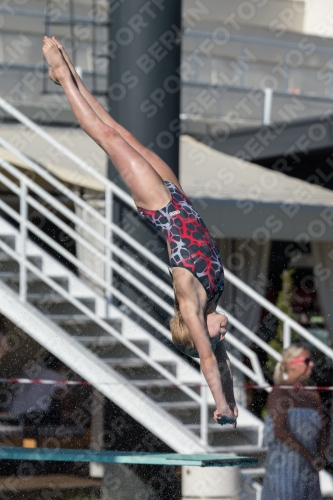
[0,447,257,467]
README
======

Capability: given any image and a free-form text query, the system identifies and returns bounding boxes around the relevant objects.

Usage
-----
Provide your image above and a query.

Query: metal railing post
[283,52,289,92]
[19,182,28,302]
[240,45,245,87]
[200,371,208,447]
[283,321,291,348]
[105,186,113,316]
[263,87,273,125]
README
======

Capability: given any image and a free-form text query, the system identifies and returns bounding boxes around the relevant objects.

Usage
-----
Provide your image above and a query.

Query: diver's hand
[214,405,238,428]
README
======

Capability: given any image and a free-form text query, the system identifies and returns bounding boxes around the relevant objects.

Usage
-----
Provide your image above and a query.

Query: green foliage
[267,269,296,373]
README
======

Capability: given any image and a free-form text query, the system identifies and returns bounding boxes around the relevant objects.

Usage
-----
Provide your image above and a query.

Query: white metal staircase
[0,97,333,497]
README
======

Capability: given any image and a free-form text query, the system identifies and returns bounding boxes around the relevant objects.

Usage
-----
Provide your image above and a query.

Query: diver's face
[207,312,228,339]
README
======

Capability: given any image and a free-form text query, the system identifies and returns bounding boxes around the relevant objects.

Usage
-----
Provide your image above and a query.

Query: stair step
[28,294,90,302]
[113,361,177,378]
[158,401,209,425]
[58,320,122,336]
[30,297,95,316]
[105,358,173,368]
[158,403,263,433]
[2,277,69,294]
[0,272,20,280]
[132,380,197,403]
[47,314,97,322]
[0,235,16,249]
[161,408,223,426]
[159,401,206,409]
[0,256,42,273]
[78,338,150,357]
[186,424,260,447]
[132,379,199,390]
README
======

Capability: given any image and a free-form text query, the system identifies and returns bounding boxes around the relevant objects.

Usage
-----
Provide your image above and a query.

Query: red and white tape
[0,378,89,386]
[0,378,332,391]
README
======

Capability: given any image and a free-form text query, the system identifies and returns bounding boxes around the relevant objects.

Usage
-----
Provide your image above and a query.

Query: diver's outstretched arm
[214,340,238,426]
[178,300,236,423]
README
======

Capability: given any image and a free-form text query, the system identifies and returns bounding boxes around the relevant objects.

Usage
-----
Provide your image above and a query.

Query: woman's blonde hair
[273,342,307,384]
[169,275,197,355]
[170,297,196,354]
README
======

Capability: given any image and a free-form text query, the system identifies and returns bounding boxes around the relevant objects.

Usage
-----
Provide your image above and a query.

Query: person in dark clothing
[262,342,327,500]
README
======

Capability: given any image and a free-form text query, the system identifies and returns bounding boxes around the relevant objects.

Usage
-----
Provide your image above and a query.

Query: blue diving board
[0,447,257,467]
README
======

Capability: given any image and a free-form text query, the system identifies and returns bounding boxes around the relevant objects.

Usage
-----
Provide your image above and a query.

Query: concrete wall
[303,0,333,37]
[183,0,305,33]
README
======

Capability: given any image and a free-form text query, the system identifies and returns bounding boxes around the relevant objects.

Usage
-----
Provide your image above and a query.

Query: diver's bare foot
[42,37,59,84]
[51,36,78,83]
[42,37,69,84]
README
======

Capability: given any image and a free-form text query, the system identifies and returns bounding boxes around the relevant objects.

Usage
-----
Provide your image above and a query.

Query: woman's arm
[179,302,234,420]
[214,340,238,420]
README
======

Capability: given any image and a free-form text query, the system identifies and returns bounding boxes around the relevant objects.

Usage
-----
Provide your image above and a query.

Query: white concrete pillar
[182,466,239,500]
[102,463,161,500]
[90,387,105,478]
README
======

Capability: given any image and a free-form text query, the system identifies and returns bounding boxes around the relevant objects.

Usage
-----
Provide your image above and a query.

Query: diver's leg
[49,36,183,191]
[43,38,170,210]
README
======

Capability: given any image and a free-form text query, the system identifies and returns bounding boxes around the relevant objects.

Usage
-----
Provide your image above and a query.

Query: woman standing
[262,343,327,500]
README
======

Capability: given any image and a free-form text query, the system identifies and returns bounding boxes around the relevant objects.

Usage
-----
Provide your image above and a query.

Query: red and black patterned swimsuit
[137,181,224,304]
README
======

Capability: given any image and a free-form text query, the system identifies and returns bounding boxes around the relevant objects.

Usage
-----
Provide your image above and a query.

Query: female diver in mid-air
[42,36,238,426]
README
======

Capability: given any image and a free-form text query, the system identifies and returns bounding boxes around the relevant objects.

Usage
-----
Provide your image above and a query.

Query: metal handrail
[0,7,108,24]
[0,162,174,317]
[0,98,132,205]
[0,139,170,277]
[0,138,333,360]
[0,198,267,448]
[1,62,332,108]
[183,80,333,104]
[0,135,266,449]
[224,269,333,358]
[0,167,269,390]
[0,65,324,451]
[0,161,268,394]
[0,194,266,395]
[183,29,333,124]
[223,335,269,390]
[219,305,281,361]
[1,99,331,377]
[0,237,201,405]
[0,137,168,275]
[0,198,173,342]
[185,29,333,55]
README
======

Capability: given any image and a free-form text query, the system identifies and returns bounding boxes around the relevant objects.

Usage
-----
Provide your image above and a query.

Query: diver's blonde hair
[273,342,307,384]
[169,276,196,353]
[170,305,196,353]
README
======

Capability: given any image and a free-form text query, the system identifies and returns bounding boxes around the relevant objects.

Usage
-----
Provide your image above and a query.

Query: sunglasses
[290,357,312,365]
